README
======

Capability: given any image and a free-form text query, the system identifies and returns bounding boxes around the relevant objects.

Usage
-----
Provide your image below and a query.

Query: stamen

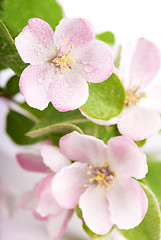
[88,165,93,169]
[85,163,115,192]
[49,41,76,74]
[125,85,147,106]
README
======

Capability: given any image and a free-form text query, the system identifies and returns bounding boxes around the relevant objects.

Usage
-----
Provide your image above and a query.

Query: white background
[1,0,161,239]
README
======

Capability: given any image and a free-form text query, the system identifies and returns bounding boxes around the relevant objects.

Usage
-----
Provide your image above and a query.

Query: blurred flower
[16,141,72,240]
[52,131,148,235]
[0,179,18,218]
[15,18,113,111]
[81,38,161,140]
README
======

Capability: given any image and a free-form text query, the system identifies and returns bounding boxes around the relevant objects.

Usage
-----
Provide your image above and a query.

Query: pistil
[84,163,115,191]
[49,40,76,75]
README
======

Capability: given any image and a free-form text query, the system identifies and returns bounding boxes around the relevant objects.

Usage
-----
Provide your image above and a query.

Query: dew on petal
[48,78,53,83]
[37,78,43,84]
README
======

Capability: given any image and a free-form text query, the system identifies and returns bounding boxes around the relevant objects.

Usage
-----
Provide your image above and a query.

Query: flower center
[49,38,76,75]
[84,163,115,191]
[125,85,147,106]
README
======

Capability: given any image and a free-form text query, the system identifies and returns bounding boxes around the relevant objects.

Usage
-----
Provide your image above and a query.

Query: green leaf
[0,63,7,71]
[1,0,63,38]
[114,45,122,68]
[5,75,19,96]
[96,31,115,45]
[95,125,120,143]
[145,160,161,203]
[82,73,125,121]
[6,110,42,145]
[119,183,161,240]
[26,108,88,139]
[20,102,54,120]
[0,20,27,75]
[75,205,83,219]
[135,139,146,147]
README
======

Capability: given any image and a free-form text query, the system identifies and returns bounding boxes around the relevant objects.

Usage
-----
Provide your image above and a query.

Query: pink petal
[16,148,48,173]
[46,210,73,240]
[33,210,48,221]
[54,18,95,48]
[36,174,62,217]
[19,65,51,110]
[79,187,113,235]
[145,82,161,114]
[40,144,70,172]
[15,18,55,65]
[19,186,36,210]
[118,105,161,140]
[60,131,108,166]
[108,178,148,229]
[108,136,147,179]
[73,39,113,83]
[52,162,89,209]
[120,38,161,88]
[50,71,89,111]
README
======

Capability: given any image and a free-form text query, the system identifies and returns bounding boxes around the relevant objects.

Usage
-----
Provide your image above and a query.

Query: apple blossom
[15,18,114,111]
[81,38,161,140]
[51,131,148,235]
[16,142,72,240]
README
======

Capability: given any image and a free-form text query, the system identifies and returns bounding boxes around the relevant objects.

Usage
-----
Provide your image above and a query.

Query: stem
[0,93,39,123]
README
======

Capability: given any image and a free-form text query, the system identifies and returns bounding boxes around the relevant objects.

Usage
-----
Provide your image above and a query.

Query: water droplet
[48,78,53,83]
[37,78,43,84]
[84,66,93,73]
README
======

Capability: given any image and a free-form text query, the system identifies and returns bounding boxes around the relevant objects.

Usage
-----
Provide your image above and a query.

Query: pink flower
[81,38,161,140]
[16,142,73,240]
[15,18,114,111]
[51,131,148,235]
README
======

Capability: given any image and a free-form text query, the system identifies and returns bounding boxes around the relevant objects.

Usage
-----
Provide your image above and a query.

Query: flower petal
[60,131,108,166]
[36,174,62,217]
[144,82,161,114]
[79,187,113,235]
[15,18,55,65]
[19,186,36,210]
[108,136,147,179]
[118,105,161,140]
[73,39,113,83]
[50,71,89,111]
[19,65,51,110]
[120,38,161,88]
[52,162,89,209]
[54,18,95,48]
[16,148,48,173]
[46,210,73,240]
[108,178,148,229]
[40,144,70,172]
